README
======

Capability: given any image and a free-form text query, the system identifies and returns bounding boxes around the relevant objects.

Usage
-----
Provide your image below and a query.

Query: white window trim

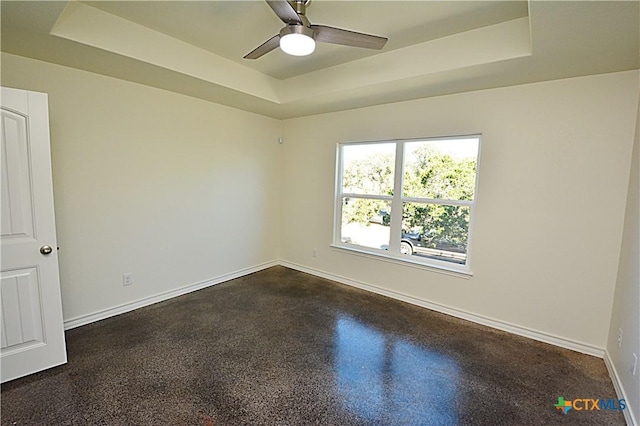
[333,134,482,275]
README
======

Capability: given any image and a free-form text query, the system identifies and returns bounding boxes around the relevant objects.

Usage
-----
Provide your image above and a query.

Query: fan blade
[266,0,302,25]
[244,34,281,59]
[311,25,388,50]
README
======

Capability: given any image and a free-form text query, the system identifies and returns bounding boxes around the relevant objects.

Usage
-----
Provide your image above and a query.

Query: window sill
[330,244,473,279]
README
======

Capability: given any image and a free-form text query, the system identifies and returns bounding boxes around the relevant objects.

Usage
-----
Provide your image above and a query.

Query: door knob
[40,245,53,255]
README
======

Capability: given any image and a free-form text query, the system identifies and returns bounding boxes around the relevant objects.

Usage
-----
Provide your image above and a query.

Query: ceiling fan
[244,0,388,59]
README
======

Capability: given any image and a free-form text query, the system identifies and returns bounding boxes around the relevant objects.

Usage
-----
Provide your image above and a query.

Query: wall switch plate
[123,273,133,286]
[617,328,623,347]
[632,353,638,376]
[312,248,318,257]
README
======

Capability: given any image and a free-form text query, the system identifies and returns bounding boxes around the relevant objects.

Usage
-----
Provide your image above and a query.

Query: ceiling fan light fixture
[279,25,316,56]
[244,0,388,60]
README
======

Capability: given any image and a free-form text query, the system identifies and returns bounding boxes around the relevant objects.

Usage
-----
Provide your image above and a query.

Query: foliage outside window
[334,136,481,273]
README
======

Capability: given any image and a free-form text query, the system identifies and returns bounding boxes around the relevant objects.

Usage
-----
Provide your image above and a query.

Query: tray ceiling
[2,1,638,118]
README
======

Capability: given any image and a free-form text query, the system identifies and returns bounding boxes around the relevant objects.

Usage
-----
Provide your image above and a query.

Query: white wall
[1,51,637,358]
[606,88,640,424]
[1,53,282,322]
[281,71,639,351]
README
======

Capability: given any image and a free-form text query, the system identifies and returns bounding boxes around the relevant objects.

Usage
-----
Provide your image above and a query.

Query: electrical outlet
[312,248,318,258]
[123,273,133,286]
[632,353,638,376]
[617,328,623,348]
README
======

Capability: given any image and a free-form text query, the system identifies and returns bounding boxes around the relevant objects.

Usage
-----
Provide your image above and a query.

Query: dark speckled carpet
[1,266,625,425]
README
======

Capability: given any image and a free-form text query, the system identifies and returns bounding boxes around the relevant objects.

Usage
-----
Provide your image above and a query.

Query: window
[334,135,481,273]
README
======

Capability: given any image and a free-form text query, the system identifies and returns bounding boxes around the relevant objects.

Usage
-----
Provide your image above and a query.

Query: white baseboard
[604,351,638,426]
[64,259,605,359]
[280,261,605,358]
[63,260,279,330]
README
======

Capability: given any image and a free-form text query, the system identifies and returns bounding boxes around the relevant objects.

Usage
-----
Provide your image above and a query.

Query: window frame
[332,135,482,275]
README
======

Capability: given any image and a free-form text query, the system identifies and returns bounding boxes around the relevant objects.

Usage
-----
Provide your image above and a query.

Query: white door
[1,87,67,382]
